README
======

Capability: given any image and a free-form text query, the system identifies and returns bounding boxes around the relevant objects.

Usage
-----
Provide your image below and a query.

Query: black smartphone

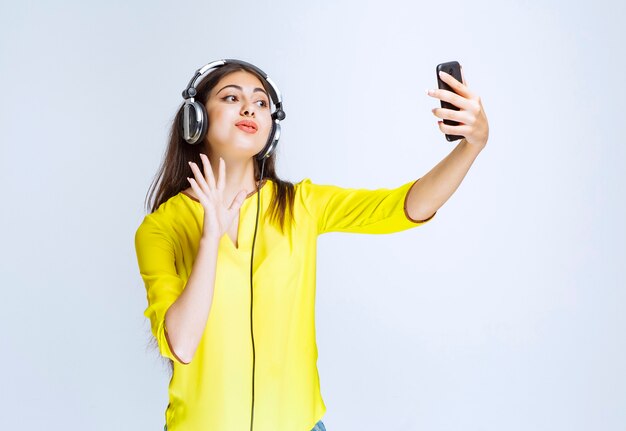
[436,61,464,142]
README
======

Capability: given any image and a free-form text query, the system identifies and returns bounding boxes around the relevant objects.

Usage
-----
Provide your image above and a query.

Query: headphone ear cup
[181,101,208,144]
[196,102,208,144]
[256,121,280,161]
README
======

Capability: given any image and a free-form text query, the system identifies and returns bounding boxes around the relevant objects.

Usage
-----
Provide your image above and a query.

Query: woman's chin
[215,144,267,161]
[207,133,267,157]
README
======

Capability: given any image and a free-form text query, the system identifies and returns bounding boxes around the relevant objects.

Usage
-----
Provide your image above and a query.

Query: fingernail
[439,71,445,77]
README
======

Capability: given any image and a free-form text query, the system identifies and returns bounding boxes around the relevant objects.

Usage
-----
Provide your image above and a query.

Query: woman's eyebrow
[216,84,269,99]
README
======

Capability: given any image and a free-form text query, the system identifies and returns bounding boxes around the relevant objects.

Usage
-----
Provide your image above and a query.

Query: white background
[1,0,624,430]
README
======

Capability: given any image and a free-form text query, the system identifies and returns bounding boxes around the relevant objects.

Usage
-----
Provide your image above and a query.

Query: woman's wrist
[200,234,221,247]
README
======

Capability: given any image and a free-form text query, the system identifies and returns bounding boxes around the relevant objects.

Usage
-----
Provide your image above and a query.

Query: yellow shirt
[134,177,435,431]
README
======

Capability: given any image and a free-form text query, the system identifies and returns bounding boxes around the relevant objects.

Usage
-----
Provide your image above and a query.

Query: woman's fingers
[431,106,473,125]
[199,153,216,190]
[439,70,474,100]
[188,160,210,195]
[437,120,471,137]
[438,69,479,105]
[186,175,205,204]
[460,65,468,87]
[185,156,259,240]
[216,157,225,191]
[229,189,248,212]
[428,86,472,111]
[429,69,488,149]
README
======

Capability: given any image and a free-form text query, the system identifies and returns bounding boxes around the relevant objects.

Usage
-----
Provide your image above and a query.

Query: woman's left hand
[427,67,489,151]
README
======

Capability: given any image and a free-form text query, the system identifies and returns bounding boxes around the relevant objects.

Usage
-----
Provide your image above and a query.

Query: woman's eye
[222,95,268,107]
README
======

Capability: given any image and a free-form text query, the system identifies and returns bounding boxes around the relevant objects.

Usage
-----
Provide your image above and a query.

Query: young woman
[134,59,489,431]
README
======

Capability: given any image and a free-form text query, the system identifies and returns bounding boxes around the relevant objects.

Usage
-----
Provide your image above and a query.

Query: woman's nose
[241,100,255,116]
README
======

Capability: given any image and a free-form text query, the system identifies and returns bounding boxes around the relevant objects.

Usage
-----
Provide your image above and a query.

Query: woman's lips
[236,124,257,134]
[235,120,258,134]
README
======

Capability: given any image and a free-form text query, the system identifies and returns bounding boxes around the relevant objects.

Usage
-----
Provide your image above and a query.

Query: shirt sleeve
[299,177,436,235]
[134,215,189,365]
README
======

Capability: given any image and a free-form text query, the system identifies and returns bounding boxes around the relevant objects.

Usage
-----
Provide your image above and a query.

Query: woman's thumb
[229,190,248,211]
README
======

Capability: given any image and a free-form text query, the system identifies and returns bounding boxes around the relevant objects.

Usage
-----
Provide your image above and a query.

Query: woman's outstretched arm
[405,138,484,221]
[406,67,490,221]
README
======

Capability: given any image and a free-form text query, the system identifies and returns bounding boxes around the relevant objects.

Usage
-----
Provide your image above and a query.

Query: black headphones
[180,59,286,161]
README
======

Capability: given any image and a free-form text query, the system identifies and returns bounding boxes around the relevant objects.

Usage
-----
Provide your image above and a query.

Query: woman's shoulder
[295,177,333,190]
[292,177,337,214]
[293,177,313,188]
[139,192,192,230]
[292,177,316,198]
[293,177,341,196]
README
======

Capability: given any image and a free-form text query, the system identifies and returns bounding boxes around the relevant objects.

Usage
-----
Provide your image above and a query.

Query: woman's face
[204,70,273,160]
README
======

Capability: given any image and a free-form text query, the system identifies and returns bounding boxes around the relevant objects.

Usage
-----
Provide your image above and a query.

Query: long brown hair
[143,62,295,233]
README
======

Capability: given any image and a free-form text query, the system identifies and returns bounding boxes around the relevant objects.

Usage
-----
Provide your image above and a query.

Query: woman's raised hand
[427,67,489,151]
[187,154,248,241]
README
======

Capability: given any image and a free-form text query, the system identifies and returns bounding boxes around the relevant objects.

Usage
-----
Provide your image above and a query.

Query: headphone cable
[249,159,266,431]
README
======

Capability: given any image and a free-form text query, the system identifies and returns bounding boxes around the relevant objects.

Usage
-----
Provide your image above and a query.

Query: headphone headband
[181,59,283,113]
